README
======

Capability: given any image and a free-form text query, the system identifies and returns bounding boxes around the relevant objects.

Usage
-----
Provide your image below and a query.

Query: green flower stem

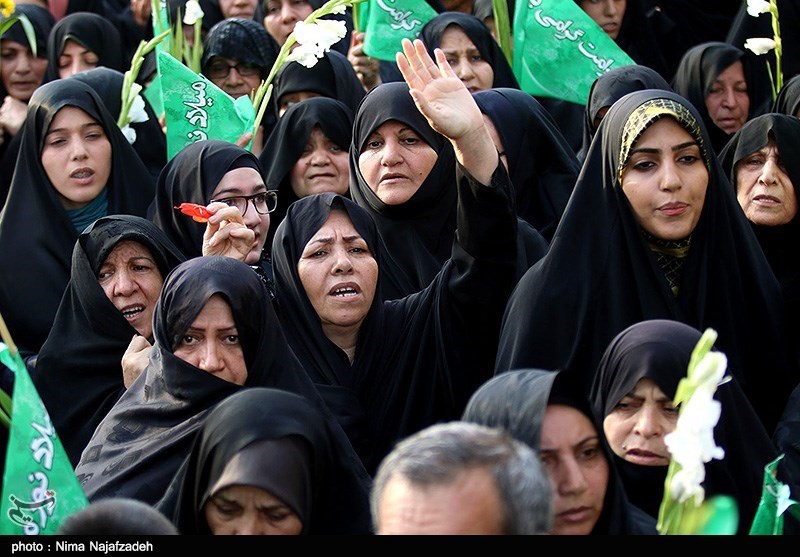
[0,14,37,56]
[492,0,512,65]
[118,29,170,128]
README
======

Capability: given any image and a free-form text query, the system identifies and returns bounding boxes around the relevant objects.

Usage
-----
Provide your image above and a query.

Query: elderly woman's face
[289,125,350,198]
[98,240,164,339]
[438,26,493,93]
[206,56,263,100]
[204,485,303,535]
[1,39,48,102]
[621,117,708,240]
[219,0,257,19]
[705,61,749,136]
[358,120,437,205]
[735,137,797,226]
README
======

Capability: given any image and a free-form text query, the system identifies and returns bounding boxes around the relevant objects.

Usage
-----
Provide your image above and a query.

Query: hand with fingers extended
[201,202,256,261]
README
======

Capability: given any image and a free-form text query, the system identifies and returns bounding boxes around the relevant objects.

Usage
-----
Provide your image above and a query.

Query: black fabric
[419,11,519,90]
[718,113,800,368]
[348,82,546,301]
[74,256,336,504]
[167,0,224,34]
[463,368,658,535]
[577,64,672,164]
[671,41,772,156]
[494,89,799,436]
[603,0,671,81]
[773,74,800,117]
[590,319,779,534]
[0,79,156,357]
[273,49,366,115]
[164,387,372,534]
[31,215,185,467]
[69,67,167,183]
[272,182,517,473]
[42,12,125,83]
[259,96,354,248]
[473,88,579,242]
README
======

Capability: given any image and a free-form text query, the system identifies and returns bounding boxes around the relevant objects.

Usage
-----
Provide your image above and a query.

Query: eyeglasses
[209,191,278,216]
[205,60,262,80]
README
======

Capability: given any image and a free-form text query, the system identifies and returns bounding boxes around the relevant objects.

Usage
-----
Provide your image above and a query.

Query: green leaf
[493,0,512,65]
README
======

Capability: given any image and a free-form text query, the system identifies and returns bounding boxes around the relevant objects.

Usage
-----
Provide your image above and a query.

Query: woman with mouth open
[271,38,519,475]
[591,319,779,534]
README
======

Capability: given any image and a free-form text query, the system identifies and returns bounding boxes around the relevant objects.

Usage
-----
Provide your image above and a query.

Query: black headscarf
[31,215,186,467]
[69,67,167,183]
[272,185,517,473]
[671,41,770,155]
[259,96,354,248]
[273,50,366,116]
[0,79,156,357]
[202,17,280,80]
[718,113,800,367]
[577,64,672,164]
[473,87,579,242]
[591,319,779,534]
[42,12,125,83]
[349,82,546,301]
[463,368,658,535]
[74,256,332,504]
[494,89,799,435]
[773,74,800,118]
[166,387,372,534]
[419,11,519,90]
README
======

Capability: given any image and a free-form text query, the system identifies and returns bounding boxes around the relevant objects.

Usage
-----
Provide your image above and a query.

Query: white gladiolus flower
[183,0,204,25]
[292,19,346,52]
[121,124,137,144]
[747,0,771,17]
[128,94,149,124]
[286,43,324,67]
[745,37,777,55]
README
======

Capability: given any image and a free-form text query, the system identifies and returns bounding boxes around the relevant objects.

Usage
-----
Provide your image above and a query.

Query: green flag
[512,0,635,104]
[357,0,438,62]
[749,455,800,535]
[0,343,88,535]
[158,51,256,159]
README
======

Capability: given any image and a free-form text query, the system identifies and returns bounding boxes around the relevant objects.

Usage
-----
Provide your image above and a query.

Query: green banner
[0,344,88,535]
[749,455,800,535]
[158,51,256,159]
[513,0,634,104]
[358,0,438,62]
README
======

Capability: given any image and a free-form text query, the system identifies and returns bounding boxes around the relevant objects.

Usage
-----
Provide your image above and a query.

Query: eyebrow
[45,122,103,136]
[540,435,600,453]
[630,141,698,156]
[307,234,363,247]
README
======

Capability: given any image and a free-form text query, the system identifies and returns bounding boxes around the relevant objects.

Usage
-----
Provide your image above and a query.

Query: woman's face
[438,26,494,93]
[540,404,609,535]
[1,39,48,102]
[98,240,164,340]
[218,0,257,19]
[58,39,99,78]
[172,294,248,385]
[211,167,271,265]
[263,0,313,46]
[621,117,708,240]
[297,209,378,339]
[206,56,264,100]
[278,91,322,117]
[735,137,797,226]
[603,377,678,466]
[289,125,350,198]
[41,105,112,210]
[705,61,750,136]
[204,484,303,535]
[357,120,437,205]
[579,0,626,40]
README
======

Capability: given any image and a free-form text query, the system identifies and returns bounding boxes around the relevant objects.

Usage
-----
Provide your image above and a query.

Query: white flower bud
[183,0,204,25]
[747,0,771,17]
[128,94,149,124]
[121,124,137,144]
[745,37,777,55]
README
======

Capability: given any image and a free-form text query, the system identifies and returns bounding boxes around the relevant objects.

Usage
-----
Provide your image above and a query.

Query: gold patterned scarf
[642,230,691,296]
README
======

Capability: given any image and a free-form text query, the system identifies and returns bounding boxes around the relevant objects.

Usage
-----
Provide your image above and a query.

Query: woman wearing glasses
[149,140,279,300]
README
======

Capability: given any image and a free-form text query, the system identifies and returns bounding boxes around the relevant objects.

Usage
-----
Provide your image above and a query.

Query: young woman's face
[357,120,437,205]
[438,26,494,93]
[735,137,797,226]
[98,240,164,340]
[297,209,378,339]
[58,39,99,78]
[579,0,626,40]
[263,0,313,46]
[705,61,750,136]
[172,294,248,385]
[204,484,303,535]
[540,404,609,535]
[289,125,350,198]
[41,106,112,210]
[603,377,678,466]
[211,167,271,265]
[621,117,708,240]
[1,39,48,102]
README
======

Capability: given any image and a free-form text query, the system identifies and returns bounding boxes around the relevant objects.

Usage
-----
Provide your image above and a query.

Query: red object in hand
[174,203,211,223]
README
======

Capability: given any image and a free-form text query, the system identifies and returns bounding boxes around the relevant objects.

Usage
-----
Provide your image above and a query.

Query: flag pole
[0,311,18,359]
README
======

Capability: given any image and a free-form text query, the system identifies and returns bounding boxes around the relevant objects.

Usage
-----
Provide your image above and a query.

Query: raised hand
[202,202,256,261]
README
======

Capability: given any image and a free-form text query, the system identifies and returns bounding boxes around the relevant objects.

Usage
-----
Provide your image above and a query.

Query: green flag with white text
[0,343,88,535]
[513,0,634,104]
[158,51,256,159]
[357,0,438,62]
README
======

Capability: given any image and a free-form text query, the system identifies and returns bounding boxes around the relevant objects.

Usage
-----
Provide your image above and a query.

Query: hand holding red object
[174,203,211,223]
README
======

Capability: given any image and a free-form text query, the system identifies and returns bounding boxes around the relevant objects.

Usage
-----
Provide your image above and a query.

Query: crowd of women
[1,0,800,536]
